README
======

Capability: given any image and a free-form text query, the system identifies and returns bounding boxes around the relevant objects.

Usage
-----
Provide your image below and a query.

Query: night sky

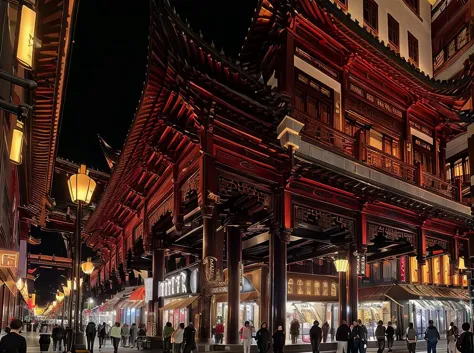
[33,0,257,304]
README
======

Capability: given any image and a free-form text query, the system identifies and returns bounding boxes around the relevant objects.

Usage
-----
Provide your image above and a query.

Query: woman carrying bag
[405,323,417,353]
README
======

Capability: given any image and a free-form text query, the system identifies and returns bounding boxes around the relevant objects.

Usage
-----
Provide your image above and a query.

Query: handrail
[366,146,416,183]
[422,171,457,200]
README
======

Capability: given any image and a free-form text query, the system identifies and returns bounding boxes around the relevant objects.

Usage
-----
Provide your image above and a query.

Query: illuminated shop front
[285,274,339,343]
[159,266,200,329]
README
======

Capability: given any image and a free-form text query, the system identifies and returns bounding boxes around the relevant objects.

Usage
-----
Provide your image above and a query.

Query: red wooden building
[85,0,474,342]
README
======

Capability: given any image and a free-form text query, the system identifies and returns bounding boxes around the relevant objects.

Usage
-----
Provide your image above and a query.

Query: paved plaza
[17,331,448,353]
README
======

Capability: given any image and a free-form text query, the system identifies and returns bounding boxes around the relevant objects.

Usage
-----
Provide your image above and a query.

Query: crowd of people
[161,322,197,353]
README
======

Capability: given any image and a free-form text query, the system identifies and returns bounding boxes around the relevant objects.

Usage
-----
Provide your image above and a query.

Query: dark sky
[35,0,257,305]
[57,0,257,171]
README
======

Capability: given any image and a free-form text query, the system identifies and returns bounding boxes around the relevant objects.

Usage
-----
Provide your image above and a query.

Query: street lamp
[334,257,349,272]
[81,258,94,275]
[67,165,97,349]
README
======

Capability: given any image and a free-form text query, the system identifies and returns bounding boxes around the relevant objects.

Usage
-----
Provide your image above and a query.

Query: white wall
[332,0,433,77]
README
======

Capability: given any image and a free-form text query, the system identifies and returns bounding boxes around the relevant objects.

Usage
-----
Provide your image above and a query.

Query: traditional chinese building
[85,0,474,343]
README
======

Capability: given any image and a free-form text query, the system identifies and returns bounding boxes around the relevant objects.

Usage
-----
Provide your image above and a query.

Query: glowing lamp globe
[334,258,349,272]
[68,165,97,204]
[458,257,467,271]
[10,120,24,165]
[81,257,94,275]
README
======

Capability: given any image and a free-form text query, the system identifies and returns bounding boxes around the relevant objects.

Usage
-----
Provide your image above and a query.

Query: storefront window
[410,256,418,283]
[442,255,450,285]
[432,257,441,285]
[422,262,430,284]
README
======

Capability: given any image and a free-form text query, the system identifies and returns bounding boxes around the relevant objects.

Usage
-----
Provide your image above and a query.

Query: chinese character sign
[0,250,19,269]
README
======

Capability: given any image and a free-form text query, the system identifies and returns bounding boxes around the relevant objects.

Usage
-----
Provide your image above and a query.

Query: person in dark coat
[456,322,473,353]
[351,321,362,353]
[183,322,196,353]
[336,321,351,353]
[310,321,323,353]
[322,322,330,343]
[256,322,271,353]
[385,322,395,353]
[272,325,285,353]
[98,322,107,350]
[86,322,97,353]
[52,324,65,352]
[0,319,26,353]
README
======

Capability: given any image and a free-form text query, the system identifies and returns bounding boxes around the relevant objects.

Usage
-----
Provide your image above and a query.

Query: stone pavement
[20,331,447,353]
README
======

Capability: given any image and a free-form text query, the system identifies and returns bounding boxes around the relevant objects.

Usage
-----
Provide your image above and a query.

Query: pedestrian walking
[386,322,395,352]
[322,321,330,343]
[447,322,458,353]
[121,323,129,347]
[405,323,417,353]
[375,320,386,353]
[290,319,300,344]
[86,322,97,353]
[129,323,138,348]
[215,320,224,344]
[241,321,254,353]
[256,322,270,353]
[424,320,440,353]
[173,323,185,353]
[0,319,26,353]
[351,321,361,353]
[336,320,351,353]
[163,322,174,353]
[310,321,322,353]
[272,325,285,353]
[52,324,65,352]
[183,322,196,353]
[358,320,367,353]
[98,322,106,350]
[456,323,473,353]
[110,322,122,353]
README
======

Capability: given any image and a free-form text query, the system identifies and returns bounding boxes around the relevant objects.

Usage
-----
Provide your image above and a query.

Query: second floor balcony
[292,110,463,204]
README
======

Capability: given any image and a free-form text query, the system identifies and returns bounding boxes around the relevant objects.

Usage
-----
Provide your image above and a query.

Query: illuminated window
[453,272,460,286]
[466,157,470,176]
[442,255,450,285]
[432,257,441,285]
[323,282,329,296]
[370,130,383,150]
[446,163,452,182]
[463,275,468,287]
[454,159,463,177]
[422,261,430,284]
[408,31,419,65]
[410,257,418,283]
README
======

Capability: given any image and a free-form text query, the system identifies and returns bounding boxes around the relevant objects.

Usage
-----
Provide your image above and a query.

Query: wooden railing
[295,111,462,202]
[433,24,470,72]
[366,147,416,184]
[422,171,459,200]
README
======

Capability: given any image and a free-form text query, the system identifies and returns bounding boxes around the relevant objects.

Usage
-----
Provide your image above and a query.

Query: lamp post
[67,165,96,349]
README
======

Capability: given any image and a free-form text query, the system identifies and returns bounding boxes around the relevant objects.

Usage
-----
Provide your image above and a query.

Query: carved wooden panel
[218,176,271,207]
[148,195,174,228]
[367,222,414,243]
[181,171,200,202]
[294,204,354,234]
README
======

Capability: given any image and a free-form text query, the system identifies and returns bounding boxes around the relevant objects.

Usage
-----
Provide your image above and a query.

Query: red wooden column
[269,189,290,333]
[152,236,165,337]
[226,226,242,344]
[199,102,218,341]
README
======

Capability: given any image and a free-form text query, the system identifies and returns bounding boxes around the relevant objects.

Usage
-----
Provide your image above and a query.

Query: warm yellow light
[458,257,467,271]
[334,258,349,272]
[428,0,437,4]
[62,286,70,297]
[81,257,94,275]
[56,291,64,303]
[16,5,36,68]
[67,165,97,204]
[52,300,57,307]
[10,120,24,165]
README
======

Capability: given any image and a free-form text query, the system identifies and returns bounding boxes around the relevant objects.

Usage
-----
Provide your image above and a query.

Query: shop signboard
[158,268,199,298]
[0,249,18,269]
[145,277,153,302]
[287,273,338,301]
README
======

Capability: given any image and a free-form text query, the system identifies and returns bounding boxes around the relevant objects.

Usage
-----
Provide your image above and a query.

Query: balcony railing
[366,147,416,184]
[422,171,458,200]
[433,24,470,72]
[296,111,462,202]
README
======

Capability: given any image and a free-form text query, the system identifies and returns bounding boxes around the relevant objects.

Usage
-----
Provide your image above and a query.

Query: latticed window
[408,31,419,65]
[387,14,399,48]
[404,0,419,14]
[364,0,378,31]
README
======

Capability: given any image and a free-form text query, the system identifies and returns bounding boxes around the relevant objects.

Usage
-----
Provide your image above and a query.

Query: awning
[129,286,145,301]
[101,298,121,312]
[160,296,200,311]
[359,284,469,304]
[215,291,260,303]
[410,299,468,312]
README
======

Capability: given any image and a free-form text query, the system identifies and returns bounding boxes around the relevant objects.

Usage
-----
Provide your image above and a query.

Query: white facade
[332,0,433,77]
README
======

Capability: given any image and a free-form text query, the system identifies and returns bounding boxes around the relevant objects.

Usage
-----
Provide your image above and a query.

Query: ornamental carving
[203,256,217,282]
[346,98,402,133]
[148,195,174,228]
[181,171,200,202]
[294,205,354,234]
[349,84,403,119]
[426,236,449,251]
[218,177,270,207]
[368,223,414,244]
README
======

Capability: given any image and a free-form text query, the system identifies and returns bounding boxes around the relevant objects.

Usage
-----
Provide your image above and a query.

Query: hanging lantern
[67,165,97,204]
[16,5,37,69]
[458,257,467,271]
[81,257,94,275]
[334,257,349,272]
[10,119,24,165]
[56,291,64,303]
